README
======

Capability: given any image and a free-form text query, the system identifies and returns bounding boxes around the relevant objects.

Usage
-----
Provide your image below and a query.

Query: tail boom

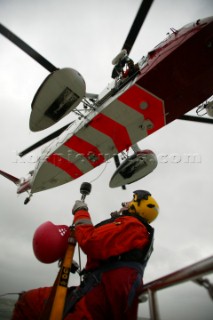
[0,170,31,194]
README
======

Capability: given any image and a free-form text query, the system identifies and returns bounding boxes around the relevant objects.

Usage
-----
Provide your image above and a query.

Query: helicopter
[0,0,213,205]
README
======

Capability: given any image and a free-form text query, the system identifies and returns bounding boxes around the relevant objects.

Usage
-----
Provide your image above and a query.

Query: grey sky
[0,0,213,319]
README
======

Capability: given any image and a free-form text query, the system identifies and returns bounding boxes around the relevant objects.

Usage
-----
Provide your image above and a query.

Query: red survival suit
[12,210,153,320]
[64,209,153,320]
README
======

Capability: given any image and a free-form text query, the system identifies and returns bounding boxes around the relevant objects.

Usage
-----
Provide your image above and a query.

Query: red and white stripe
[32,83,165,193]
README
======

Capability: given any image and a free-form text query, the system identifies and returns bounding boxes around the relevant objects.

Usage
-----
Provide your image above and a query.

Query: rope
[89,161,108,183]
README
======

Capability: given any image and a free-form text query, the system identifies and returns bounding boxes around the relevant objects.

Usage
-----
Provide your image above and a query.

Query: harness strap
[127,272,143,309]
[63,261,145,317]
[95,213,155,264]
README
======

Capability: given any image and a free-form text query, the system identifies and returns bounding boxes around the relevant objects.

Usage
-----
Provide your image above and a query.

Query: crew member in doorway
[111,49,137,79]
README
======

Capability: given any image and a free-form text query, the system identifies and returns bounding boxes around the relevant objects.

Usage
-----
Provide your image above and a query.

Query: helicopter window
[45,87,79,121]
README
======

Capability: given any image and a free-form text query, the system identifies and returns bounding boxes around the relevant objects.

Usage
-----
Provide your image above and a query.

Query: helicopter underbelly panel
[31,84,165,193]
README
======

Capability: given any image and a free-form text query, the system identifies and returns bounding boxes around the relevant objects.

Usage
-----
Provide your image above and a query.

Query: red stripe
[64,135,105,166]
[89,113,132,152]
[118,85,165,134]
[47,154,83,178]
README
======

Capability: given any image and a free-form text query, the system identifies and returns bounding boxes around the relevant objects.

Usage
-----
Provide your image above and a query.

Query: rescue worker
[11,190,159,320]
[64,189,159,320]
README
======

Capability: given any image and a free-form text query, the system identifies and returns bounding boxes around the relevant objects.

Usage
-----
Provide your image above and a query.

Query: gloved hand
[72,200,88,215]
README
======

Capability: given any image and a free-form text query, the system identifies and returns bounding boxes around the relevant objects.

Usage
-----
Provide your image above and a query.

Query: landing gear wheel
[24,193,32,205]
[24,197,30,205]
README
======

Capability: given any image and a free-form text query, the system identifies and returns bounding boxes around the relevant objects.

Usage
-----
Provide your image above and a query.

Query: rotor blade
[0,23,58,72]
[179,115,213,124]
[122,0,154,54]
[19,122,74,157]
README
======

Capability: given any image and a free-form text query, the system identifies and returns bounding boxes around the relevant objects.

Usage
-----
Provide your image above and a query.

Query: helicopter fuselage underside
[31,16,213,193]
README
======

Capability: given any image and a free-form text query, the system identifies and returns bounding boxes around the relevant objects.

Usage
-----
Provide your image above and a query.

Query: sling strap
[63,261,146,317]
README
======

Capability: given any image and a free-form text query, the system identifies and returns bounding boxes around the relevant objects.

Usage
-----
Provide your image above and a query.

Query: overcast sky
[0,0,213,319]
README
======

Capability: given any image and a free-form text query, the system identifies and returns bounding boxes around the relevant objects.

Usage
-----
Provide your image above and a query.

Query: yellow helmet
[128,190,159,223]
